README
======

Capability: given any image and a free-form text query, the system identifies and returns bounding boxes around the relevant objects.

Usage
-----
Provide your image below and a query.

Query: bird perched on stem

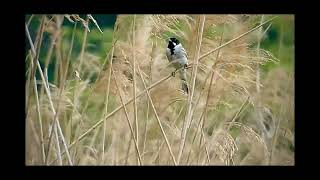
[166,37,189,94]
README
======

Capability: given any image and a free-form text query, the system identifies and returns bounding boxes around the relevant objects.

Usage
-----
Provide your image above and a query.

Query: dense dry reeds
[25,14,294,165]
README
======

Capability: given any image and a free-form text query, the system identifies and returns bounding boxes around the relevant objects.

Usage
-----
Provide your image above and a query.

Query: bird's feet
[171,71,176,77]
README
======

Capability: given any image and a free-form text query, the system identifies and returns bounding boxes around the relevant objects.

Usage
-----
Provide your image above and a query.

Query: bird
[166,37,189,94]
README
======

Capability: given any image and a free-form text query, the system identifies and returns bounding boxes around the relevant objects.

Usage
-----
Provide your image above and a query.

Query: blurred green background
[25,14,294,165]
[26,14,117,83]
[26,14,294,86]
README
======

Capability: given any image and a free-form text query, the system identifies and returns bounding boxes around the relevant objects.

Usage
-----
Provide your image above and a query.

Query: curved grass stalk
[198,16,278,62]
[111,66,143,165]
[136,64,177,165]
[26,23,73,165]
[177,15,206,165]
[132,15,139,150]
[186,22,225,165]
[101,50,113,164]
[33,74,46,164]
[49,67,185,165]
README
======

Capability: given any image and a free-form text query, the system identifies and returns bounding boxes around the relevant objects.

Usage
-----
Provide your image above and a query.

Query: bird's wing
[166,48,173,62]
[181,47,188,59]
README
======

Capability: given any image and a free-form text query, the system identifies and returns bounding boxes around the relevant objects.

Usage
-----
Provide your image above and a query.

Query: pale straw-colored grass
[26,14,293,165]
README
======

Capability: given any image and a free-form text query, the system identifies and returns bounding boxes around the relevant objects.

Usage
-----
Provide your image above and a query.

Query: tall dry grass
[25,14,294,165]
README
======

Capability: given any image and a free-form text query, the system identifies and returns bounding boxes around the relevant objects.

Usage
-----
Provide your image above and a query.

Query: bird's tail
[181,80,189,94]
[179,69,189,94]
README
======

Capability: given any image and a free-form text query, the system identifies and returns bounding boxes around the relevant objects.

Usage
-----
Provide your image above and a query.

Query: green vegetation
[25,14,294,165]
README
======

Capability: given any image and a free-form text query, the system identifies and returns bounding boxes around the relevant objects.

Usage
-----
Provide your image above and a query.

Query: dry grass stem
[26,15,293,166]
[111,66,143,165]
[178,15,206,164]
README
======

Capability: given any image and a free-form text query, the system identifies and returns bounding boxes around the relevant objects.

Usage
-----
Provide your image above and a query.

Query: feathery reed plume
[26,14,293,165]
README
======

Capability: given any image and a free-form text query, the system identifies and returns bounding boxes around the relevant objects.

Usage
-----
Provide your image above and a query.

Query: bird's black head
[168,37,180,49]
[169,37,180,44]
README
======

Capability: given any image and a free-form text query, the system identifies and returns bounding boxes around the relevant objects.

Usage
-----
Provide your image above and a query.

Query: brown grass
[25,14,294,165]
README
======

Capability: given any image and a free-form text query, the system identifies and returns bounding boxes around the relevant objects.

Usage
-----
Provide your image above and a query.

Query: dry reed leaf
[26,14,292,165]
[88,14,103,34]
